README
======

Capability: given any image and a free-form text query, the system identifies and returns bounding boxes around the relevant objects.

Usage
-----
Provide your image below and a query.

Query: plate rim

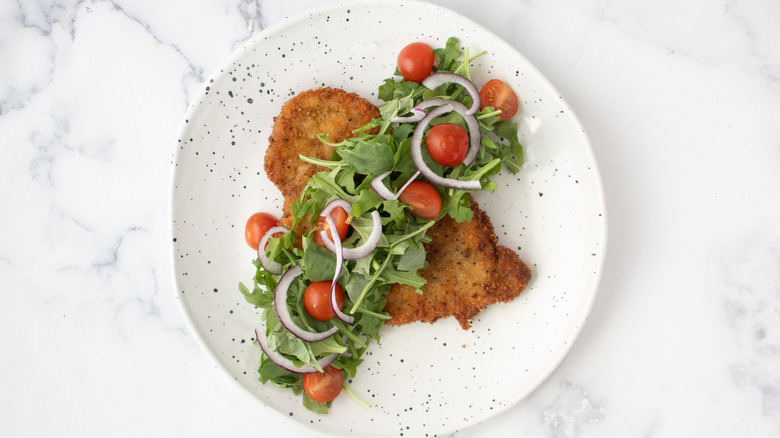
[169,0,608,436]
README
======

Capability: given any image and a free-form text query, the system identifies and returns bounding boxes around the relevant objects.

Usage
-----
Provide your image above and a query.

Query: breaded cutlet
[264,87,531,329]
[264,87,380,234]
[384,196,531,329]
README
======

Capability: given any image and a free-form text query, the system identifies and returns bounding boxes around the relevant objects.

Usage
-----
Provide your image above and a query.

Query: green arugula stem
[332,319,367,348]
[298,155,345,169]
[349,255,392,313]
[342,384,372,408]
[389,219,436,250]
[468,157,502,181]
[477,109,502,120]
[354,307,392,320]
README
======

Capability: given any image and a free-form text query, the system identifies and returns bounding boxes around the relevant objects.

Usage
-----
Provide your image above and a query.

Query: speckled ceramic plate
[171,1,606,437]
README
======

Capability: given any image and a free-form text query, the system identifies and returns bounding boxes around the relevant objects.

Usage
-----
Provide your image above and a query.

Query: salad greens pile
[239,37,524,413]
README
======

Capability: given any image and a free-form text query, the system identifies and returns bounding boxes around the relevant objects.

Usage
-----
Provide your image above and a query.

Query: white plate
[171,1,607,437]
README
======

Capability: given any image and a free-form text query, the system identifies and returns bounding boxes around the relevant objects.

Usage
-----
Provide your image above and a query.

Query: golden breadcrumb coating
[384,196,531,329]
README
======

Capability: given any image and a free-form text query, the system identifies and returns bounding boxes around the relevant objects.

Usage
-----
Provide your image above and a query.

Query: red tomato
[303,281,345,321]
[397,42,435,83]
[244,212,279,250]
[479,79,519,121]
[303,365,344,403]
[398,181,442,220]
[314,206,350,247]
[425,123,469,166]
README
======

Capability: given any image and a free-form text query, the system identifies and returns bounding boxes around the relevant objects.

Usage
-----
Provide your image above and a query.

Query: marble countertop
[2,0,779,437]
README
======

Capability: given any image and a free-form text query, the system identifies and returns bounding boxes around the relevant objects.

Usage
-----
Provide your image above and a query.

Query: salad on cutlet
[239,37,527,413]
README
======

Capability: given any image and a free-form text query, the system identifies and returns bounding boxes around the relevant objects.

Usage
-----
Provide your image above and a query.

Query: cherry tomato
[397,42,435,83]
[479,79,519,121]
[303,365,344,403]
[399,181,442,220]
[313,206,350,247]
[244,212,279,250]
[303,281,345,321]
[425,123,469,166]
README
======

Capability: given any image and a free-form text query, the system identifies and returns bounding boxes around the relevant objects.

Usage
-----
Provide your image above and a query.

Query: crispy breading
[264,87,531,330]
[384,196,531,329]
[264,87,379,234]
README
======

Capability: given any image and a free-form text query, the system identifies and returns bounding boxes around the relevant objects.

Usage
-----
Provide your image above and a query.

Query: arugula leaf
[396,245,427,271]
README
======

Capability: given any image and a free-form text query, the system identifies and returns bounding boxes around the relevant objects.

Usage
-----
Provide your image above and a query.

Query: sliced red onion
[411,104,482,191]
[322,216,354,324]
[390,98,481,167]
[422,72,481,116]
[257,225,289,275]
[389,98,450,124]
[321,210,382,260]
[370,170,421,201]
[370,171,395,200]
[274,265,339,342]
[389,107,426,123]
[320,198,353,219]
[254,328,339,374]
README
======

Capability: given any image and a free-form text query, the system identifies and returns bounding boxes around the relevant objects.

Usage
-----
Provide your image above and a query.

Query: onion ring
[254,328,339,374]
[370,170,421,201]
[322,216,354,324]
[257,225,289,275]
[274,265,339,342]
[411,104,482,191]
[422,72,481,115]
[321,210,382,260]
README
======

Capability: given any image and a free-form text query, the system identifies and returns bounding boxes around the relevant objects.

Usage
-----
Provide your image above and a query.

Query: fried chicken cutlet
[264,87,531,330]
[384,197,531,329]
[265,87,379,233]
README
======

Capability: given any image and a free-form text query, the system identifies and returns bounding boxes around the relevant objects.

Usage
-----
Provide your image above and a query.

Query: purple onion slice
[370,171,395,200]
[422,72,481,115]
[370,170,421,201]
[257,225,289,275]
[321,210,382,260]
[440,100,482,166]
[389,107,426,123]
[274,265,339,342]
[322,216,354,324]
[320,198,353,219]
[254,328,339,374]
[411,104,482,191]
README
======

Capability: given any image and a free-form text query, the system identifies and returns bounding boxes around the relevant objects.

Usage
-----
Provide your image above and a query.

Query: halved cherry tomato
[313,206,350,247]
[479,79,519,121]
[303,281,345,321]
[244,212,279,250]
[397,42,435,83]
[399,181,441,220]
[426,123,469,166]
[303,365,344,403]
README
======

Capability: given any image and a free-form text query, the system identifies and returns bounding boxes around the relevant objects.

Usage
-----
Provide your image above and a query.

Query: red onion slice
[411,104,482,191]
[274,265,339,342]
[257,225,289,275]
[320,198,353,219]
[322,216,354,324]
[444,99,482,167]
[321,210,382,260]
[254,328,339,374]
[390,97,481,167]
[422,72,481,115]
[389,98,450,124]
[389,107,426,123]
[370,171,395,200]
[370,170,421,201]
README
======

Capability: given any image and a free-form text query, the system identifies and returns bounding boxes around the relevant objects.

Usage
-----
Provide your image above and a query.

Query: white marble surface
[1,0,779,436]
